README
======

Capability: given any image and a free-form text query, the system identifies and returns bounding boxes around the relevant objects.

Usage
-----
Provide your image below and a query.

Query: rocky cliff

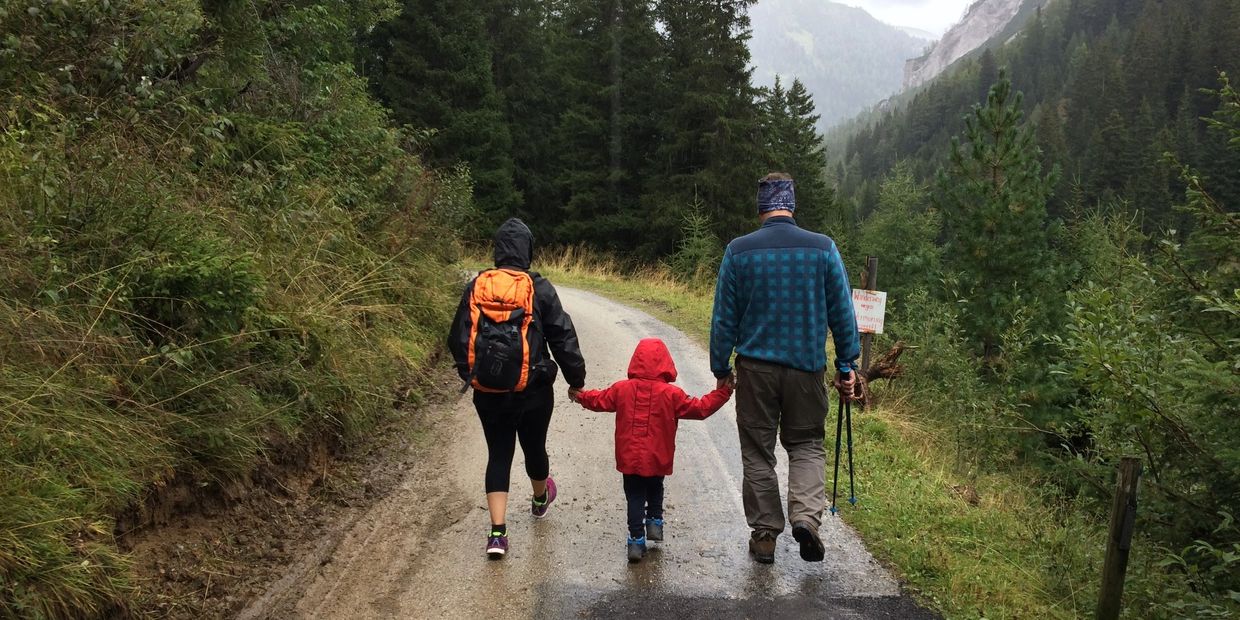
[903,0,1042,90]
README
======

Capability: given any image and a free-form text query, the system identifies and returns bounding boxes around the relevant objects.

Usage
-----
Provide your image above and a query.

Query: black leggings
[475,386,554,494]
[623,474,665,538]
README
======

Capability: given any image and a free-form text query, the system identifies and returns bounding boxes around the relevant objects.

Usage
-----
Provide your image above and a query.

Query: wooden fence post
[857,256,879,410]
[859,256,878,373]
[1097,457,1143,620]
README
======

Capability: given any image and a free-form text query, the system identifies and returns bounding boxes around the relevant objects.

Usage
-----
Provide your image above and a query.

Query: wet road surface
[249,287,936,619]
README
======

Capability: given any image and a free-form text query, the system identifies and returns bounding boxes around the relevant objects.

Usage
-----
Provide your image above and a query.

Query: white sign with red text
[852,289,887,335]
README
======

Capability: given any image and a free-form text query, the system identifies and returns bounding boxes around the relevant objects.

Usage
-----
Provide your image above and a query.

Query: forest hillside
[0,3,467,616]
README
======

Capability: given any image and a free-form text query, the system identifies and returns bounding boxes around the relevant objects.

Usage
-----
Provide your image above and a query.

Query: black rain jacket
[447,218,587,391]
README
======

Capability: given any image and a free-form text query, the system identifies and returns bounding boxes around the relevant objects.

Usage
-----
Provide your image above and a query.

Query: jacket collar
[760,216,798,229]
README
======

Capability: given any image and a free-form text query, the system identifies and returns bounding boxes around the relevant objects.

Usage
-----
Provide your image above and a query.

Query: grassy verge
[844,403,1102,618]
[509,248,1119,619]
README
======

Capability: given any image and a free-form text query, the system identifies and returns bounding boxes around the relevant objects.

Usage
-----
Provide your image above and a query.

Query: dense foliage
[836,20,1239,618]
[367,0,833,256]
[0,1,467,616]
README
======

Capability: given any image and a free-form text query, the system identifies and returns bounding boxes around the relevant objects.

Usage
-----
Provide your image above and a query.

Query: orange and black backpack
[465,269,538,393]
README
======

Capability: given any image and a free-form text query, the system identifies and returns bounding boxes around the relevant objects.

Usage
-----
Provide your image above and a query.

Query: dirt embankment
[119,364,464,619]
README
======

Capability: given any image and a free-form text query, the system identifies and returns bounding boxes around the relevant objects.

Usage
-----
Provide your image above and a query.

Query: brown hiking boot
[748,531,777,564]
[791,521,825,562]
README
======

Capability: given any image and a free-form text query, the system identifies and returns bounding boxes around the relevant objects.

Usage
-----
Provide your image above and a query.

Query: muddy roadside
[120,359,465,619]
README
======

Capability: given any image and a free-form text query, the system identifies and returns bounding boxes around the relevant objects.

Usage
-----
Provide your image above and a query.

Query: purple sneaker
[531,477,557,519]
[486,533,508,559]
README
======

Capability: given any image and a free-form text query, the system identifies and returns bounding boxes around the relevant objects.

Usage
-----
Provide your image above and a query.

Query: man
[709,172,860,564]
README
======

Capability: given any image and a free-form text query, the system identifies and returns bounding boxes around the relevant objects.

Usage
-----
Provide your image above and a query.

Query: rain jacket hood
[627,338,678,383]
[493,218,533,270]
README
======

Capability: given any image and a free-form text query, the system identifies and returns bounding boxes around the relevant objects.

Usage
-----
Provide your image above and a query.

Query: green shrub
[0,2,471,616]
[667,199,722,286]
[1052,79,1240,608]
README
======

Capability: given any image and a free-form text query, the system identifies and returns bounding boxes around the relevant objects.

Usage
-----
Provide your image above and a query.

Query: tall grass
[0,3,468,616]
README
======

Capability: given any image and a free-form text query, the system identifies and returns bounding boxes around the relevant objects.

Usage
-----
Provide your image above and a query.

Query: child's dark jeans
[622,474,665,538]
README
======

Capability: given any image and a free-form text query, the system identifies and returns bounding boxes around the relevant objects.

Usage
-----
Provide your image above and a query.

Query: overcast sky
[835,0,977,36]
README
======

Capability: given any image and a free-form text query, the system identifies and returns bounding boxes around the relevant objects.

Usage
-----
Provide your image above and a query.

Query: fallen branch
[856,341,911,408]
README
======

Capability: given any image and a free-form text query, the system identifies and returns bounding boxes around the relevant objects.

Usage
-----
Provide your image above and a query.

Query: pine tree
[856,164,942,305]
[935,71,1060,357]
[1034,100,1072,215]
[644,0,763,254]
[760,78,835,235]
[546,0,613,243]
[1087,108,1134,200]
[488,0,562,224]
[1127,98,1171,219]
[548,0,664,250]
[978,48,999,104]
[369,0,520,227]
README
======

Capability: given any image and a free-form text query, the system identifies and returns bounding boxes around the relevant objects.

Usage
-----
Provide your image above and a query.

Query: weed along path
[244,287,934,619]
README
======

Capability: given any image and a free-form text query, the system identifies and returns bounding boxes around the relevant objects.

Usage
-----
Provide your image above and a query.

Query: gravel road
[243,286,935,619]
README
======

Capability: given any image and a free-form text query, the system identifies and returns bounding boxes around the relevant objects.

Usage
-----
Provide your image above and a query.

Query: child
[573,338,733,563]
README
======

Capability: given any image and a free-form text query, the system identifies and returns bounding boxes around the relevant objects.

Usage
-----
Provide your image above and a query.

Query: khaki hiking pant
[735,356,830,535]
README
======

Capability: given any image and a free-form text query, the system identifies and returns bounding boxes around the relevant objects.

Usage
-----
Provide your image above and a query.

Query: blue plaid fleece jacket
[710,217,861,378]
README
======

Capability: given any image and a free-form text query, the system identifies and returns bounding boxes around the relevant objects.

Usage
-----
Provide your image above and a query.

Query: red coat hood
[627,338,677,383]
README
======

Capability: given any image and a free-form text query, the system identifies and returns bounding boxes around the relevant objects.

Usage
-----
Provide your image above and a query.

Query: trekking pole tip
[848,496,858,506]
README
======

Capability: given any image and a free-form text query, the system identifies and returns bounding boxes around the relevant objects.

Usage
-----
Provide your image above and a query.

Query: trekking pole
[845,396,857,506]
[829,393,845,516]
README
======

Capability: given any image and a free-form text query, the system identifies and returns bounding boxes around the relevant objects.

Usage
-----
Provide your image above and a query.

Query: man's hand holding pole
[833,370,857,402]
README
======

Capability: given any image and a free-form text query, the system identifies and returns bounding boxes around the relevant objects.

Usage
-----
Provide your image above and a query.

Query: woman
[447,218,587,558]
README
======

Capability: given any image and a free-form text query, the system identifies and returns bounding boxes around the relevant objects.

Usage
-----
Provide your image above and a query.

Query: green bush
[0,2,471,616]
[1052,79,1240,609]
[859,73,1239,619]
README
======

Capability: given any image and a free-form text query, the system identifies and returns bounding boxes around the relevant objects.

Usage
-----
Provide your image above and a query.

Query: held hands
[567,386,583,403]
[716,372,737,391]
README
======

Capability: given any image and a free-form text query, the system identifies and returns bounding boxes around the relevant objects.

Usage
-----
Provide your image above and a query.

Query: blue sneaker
[531,476,557,519]
[645,518,664,541]
[627,536,647,563]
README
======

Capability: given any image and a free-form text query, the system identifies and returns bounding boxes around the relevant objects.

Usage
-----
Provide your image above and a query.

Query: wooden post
[856,257,878,410]
[1096,457,1142,620]
[859,256,878,374]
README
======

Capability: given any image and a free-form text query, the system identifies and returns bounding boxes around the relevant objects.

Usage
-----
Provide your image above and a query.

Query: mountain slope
[836,0,1240,226]
[904,0,1049,90]
[748,0,930,128]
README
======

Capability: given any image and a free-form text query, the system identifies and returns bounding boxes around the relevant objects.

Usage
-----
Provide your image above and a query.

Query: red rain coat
[576,338,732,477]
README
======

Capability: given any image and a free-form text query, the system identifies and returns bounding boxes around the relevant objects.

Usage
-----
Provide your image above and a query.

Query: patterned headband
[757,179,796,213]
